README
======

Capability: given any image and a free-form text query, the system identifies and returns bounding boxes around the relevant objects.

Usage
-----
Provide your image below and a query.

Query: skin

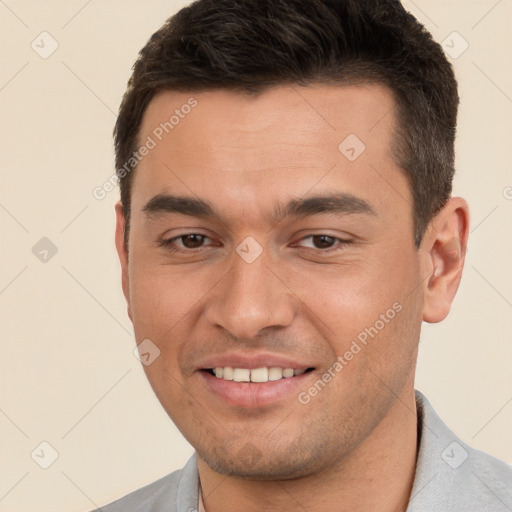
[115,84,469,512]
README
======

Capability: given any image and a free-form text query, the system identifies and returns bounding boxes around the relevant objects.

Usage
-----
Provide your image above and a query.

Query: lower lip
[199,370,314,408]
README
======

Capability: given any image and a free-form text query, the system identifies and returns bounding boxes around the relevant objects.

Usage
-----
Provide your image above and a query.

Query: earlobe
[114,201,132,321]
[421,197,470,323]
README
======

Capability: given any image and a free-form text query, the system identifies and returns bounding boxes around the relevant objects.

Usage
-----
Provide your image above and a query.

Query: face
[116,84,428,479]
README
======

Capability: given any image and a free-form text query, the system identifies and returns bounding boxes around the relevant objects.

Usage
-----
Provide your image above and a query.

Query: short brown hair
[114,0,459,247]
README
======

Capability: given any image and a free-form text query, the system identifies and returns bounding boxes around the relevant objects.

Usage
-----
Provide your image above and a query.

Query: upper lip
[196,351,315,371]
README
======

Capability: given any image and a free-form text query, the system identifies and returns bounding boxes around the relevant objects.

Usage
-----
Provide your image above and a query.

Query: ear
[420,197,470,323]
[115,201,133,322]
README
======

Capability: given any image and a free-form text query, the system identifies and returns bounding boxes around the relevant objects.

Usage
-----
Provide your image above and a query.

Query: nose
[204,248,295,340]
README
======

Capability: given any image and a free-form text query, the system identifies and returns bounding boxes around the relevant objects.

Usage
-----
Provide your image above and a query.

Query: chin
[198,442,333,481]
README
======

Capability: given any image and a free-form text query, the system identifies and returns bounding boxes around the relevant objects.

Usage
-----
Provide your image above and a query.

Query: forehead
[131,83,409,225]
[139,83,397,154]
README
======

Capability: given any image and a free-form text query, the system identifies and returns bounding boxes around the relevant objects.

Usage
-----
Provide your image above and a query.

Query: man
[97,0,512,510]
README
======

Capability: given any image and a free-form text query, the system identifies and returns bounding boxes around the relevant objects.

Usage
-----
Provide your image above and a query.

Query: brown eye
[160,233,213,252]
[294,234,352,252]
[311,235,336,249]
[179,234,206,248]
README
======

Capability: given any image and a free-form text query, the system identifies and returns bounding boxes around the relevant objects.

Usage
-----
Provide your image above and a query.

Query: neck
[197,389,418,512]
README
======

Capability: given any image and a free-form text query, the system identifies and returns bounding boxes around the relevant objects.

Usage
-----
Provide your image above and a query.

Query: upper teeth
[213,367,306,382]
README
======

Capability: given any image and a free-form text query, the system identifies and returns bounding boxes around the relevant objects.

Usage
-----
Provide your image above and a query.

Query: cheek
[296,269,399,337]
[141,358,197,437]
[127,258,199,339]
[302,258,420,355]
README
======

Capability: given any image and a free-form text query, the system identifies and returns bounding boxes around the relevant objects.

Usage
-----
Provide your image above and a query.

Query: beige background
[0,1,511,511]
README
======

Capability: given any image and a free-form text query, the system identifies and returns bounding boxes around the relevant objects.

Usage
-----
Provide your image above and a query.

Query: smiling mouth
[202,367,315,383]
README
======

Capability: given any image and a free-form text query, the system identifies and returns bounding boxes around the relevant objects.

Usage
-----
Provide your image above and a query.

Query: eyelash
[159,234,352,253]
[160,234,215,253]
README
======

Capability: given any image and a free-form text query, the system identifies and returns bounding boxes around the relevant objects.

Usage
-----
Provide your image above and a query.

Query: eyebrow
[142,192,377,223]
